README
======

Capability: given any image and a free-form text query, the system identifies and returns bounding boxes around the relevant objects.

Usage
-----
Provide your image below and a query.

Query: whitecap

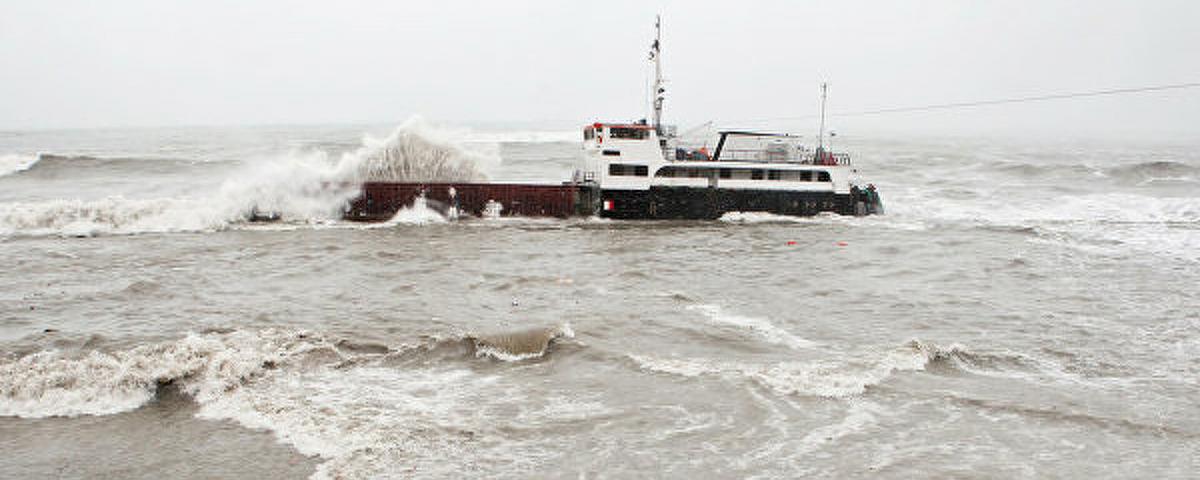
[0,153,39,177]
[688,304,817,350]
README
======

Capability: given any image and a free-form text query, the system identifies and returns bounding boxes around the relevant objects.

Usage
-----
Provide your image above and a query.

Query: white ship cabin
[581,124,858,194]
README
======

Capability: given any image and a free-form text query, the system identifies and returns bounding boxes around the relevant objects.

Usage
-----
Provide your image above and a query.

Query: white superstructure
[581,124,857,194]
[568,16,881,219]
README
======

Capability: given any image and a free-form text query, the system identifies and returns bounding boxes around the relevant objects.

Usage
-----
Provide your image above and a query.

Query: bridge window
[818,171,831,182]
[767,170,782,180]
[609,164,648,176]
[800,170,813,181]
[610,127,649,140]
[583,127,595,140]
[751,169,764,180]
[719,168,731,179]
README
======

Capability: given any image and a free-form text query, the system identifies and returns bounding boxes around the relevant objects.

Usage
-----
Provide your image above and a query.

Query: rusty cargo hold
[344,182,600,221]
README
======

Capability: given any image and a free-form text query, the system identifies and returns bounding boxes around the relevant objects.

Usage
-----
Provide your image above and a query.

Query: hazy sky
[2,0,1198,137]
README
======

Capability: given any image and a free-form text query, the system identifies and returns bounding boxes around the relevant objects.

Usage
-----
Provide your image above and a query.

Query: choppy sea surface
[1,119,1198,478]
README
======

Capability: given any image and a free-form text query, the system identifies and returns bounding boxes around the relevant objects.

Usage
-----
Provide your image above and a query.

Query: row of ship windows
[609,164,831,182]
[584,127,652,140]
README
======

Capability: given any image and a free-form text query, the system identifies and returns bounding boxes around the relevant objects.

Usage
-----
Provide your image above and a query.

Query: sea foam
[629,339,979,398]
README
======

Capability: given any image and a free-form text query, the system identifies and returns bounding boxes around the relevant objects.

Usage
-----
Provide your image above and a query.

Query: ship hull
[599,187,877,219]
[344,183,880,221]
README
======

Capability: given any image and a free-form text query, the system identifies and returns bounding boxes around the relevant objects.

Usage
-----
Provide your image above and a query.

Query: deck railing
[671,147,851,165]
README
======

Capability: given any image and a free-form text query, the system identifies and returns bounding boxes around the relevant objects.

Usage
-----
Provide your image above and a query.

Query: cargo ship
[344,18,882,222]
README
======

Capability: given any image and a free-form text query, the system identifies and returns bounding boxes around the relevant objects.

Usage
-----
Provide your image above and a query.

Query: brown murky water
[2,124,1198,478]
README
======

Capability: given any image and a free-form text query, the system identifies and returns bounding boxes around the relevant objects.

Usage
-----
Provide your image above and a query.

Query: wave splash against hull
[0,117,492,238]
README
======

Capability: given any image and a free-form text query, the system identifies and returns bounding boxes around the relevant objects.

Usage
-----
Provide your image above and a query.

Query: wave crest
[469,324,575,361]
[687,304,817,350]
[629,339,990,398]
[5,153,214,180]
[0,153,40,177]
[988,160,1199,183]
[0,329,317,418]
[0,324,577,419]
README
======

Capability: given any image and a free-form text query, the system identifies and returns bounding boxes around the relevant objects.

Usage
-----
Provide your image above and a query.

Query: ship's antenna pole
[651,15,664,133]
[817,82,828,151]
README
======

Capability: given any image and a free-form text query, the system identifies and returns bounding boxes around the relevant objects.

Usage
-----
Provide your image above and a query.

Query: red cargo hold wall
[345,182,582,221]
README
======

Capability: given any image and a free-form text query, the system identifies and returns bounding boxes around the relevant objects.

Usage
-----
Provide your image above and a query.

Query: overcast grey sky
[2,0,1198,137]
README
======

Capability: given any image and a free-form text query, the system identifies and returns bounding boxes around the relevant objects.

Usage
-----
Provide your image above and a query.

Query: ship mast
[817,82,828,151]
[650,16,664,133]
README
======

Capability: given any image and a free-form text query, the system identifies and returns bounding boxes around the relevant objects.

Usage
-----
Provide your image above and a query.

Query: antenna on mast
[817,82,828,151]
[650,15,664,133]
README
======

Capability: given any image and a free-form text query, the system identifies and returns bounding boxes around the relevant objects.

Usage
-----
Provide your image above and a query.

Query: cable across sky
[736,81,1200,123]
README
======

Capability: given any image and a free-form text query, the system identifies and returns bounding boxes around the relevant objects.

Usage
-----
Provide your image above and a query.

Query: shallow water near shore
[1,123,1198,478]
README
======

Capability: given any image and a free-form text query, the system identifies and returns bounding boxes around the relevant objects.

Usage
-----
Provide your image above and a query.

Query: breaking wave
[628,339,998,398]
[0,153,39,177]
[889,191,1200,262]
[876,148,1200,263]
[0,157,360,237]
[913,192,1200,225]
[0,117,493,238]
[468,324,574,361]
[1108,160,1200,180]
[0,324,577,478]
[0,329,311,418]
[3,153,216,179]
[350,120,489,183]
[990,161,1099,178]
[687,304,817,349]
[0,324,575,419]
[987,159,1200,183]
[354,195,448,227]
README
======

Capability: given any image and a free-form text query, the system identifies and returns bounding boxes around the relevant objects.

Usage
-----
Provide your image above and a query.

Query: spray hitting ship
[344,18,882,221]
